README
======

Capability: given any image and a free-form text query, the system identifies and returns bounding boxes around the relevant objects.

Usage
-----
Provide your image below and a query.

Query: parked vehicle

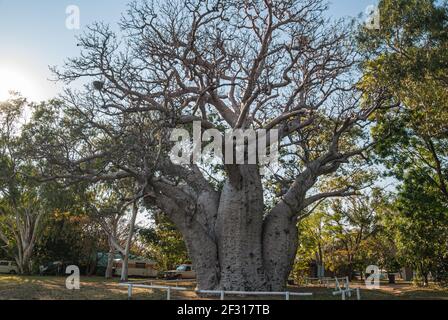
[162,264,196,280]
[0,261,19,274]
[39,261,65,276]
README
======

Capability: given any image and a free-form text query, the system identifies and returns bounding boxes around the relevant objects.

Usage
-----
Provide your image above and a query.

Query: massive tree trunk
[263,206,300,291]
[142,145,358,292]
[147,164,307,291]
[215,165,268,291]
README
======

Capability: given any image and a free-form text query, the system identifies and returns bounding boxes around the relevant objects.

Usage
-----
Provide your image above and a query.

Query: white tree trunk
[2,208,44,275]
[105,236,115,279]
[121,201,138,282]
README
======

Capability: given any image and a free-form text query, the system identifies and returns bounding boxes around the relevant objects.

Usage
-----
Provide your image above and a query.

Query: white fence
[333,287,361,300]
[119,282,313,301]
[196,290,313,301]
[147,279,196,287]
[304,277,334,288]
[333,277,361,300]
[119,283,188,300]
[304,276,362,300]
[119,277,361,301]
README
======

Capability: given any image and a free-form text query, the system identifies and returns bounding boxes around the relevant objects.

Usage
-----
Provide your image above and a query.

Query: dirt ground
[0,275,447,300]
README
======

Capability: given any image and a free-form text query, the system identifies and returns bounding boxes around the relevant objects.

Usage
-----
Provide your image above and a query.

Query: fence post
[167,287,171,301]
[128,284,133,300]
[342,291,346,301]
[220,291,225,301]
[285,292,290,300]
[346,277,351,297]
[356,288,361,301]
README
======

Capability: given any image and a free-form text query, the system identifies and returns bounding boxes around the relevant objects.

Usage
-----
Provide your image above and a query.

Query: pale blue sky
[0,0,376,101]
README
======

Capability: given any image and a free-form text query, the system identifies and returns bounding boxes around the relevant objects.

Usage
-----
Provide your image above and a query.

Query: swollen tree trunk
[146,156,338,292]
[262,206,300,290]
[149,165,306,291]
[262,168,317,291]
[215,166,268,290]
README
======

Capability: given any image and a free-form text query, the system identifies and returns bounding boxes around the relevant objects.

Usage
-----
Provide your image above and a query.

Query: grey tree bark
[144,154,364,291]
[215,165,267,290]
[146,164,314,291]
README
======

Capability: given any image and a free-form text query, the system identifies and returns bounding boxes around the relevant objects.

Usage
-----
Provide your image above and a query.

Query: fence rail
[304,277,334,288]
[333,288,361,301]
[196,290,313,300]
[119,278,361,301]
[119,283,188,300]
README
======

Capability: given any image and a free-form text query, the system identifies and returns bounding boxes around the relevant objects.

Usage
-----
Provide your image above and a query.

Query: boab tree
[32,0,387,290]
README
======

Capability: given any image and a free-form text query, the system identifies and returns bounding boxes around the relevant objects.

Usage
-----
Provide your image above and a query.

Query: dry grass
[0,275,165,300]
[0,275,447,300]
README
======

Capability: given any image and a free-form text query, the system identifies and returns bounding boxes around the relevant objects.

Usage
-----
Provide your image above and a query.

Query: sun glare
[0,65,41,102]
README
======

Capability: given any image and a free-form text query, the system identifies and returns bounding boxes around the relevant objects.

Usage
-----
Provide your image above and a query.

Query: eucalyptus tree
[326,194,381,279]
[139,212,189,272]
[358,0,448,203]
[391,171,448,286]
[87,181,138,280]
[0,98,47,274]
[28,0,388,290]
[295,188,383,281]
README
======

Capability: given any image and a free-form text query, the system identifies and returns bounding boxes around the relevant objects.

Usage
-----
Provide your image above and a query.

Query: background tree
[325,196,379,280]
[0,179,46,274]
[390,170,448,286]
[139,212,189,272]
[293,210,329,283]
[359,0,448,203]
[34,207,107,275]
[294,190,390,281]
[357,0,448,287]
[87,181,142,280]
[0,98,49,274]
